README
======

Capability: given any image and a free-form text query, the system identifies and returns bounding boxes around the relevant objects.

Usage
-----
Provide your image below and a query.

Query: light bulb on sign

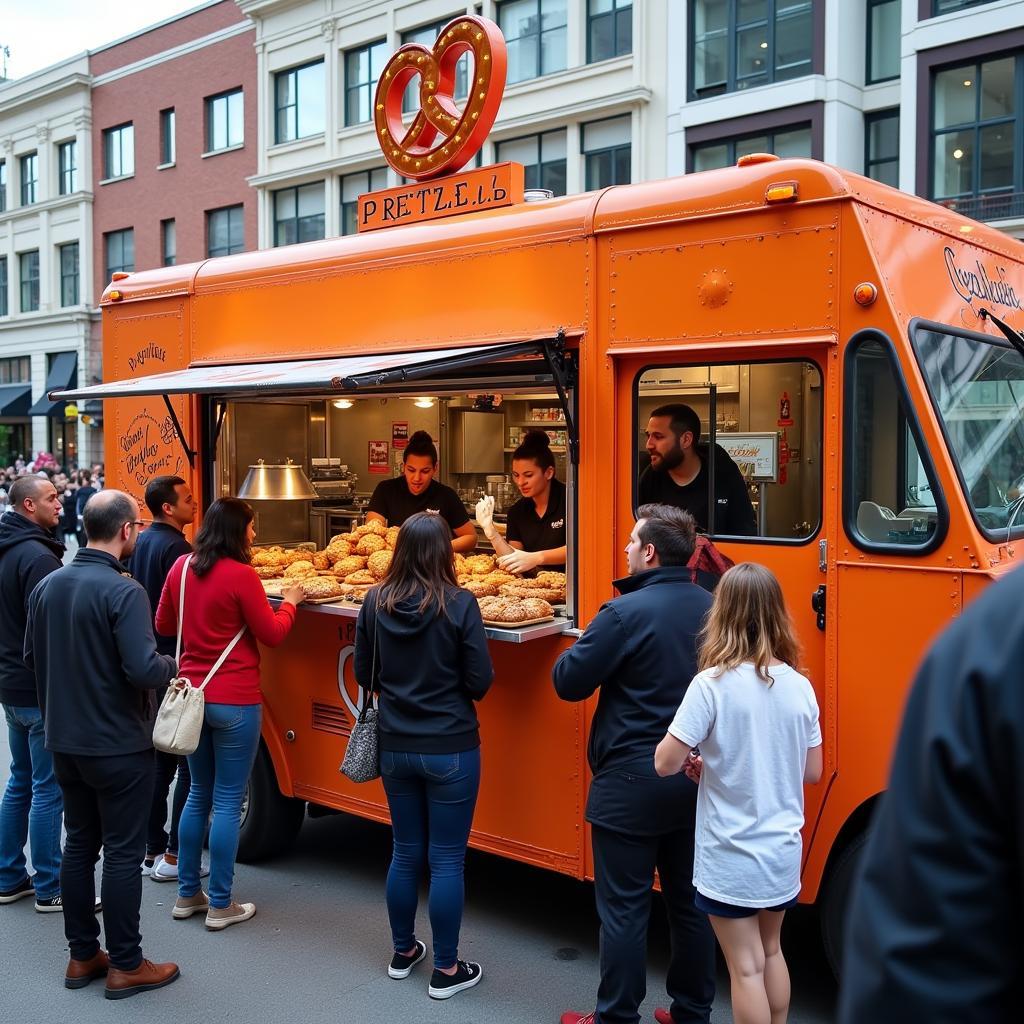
[333,399,354,409]
[413,397,436,409]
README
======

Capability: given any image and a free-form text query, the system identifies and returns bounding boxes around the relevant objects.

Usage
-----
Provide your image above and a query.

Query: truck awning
[52,340,555,402]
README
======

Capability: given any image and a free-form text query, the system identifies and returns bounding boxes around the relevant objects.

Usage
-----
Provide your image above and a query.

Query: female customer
[354,511,493,999]
[155,497,304,930]
[476,430,566,575]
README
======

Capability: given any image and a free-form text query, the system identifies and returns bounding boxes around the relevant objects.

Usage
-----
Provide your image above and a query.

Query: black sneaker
[35,895,103,914]
[428,960,482,1000]
[0,877,34,904]
[388,940,427,979]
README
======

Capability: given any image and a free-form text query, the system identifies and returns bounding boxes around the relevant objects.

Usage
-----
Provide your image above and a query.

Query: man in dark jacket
[553,504,716,1024]
[24,489,180,998]
[129,475,194,882]
[838,565,1024,1023]
[0,476,65,911]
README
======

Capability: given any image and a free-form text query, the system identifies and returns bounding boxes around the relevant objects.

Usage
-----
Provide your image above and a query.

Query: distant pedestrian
[553,503,716,1024]
[354,512,493,1000]
[0,477,65,912]
[129,475,198,883]
[73,471,96,549]
[59,483,78,548]
[655,563,822,1024]
[24,490,180,998]
[154,498,303,930]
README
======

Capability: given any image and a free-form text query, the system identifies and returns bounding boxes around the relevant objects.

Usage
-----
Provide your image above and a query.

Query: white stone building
[0,53,100,469]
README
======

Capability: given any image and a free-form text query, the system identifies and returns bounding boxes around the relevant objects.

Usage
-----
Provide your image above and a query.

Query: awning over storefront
[28,352,78,417]
[0,385,32,417]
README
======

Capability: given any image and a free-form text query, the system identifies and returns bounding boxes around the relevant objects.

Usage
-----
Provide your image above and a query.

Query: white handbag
[152,554,246,756]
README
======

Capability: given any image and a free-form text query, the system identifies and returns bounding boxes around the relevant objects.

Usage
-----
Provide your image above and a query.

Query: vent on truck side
[312,702,350,737]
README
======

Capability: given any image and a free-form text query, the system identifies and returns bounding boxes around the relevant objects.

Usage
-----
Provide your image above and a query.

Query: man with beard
[638,404,756,536]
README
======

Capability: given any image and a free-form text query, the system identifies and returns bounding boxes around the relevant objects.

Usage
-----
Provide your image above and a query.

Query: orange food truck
[56,19,1024,977]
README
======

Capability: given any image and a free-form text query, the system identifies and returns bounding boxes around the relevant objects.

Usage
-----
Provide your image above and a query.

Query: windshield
[915,325,1024,534]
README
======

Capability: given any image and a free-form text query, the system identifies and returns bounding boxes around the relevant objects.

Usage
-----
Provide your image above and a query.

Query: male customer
[130,475,195,882]
[639,404,756,536]
[25,490,180,998]
[553,504,716,1024]
[0,476,65,912]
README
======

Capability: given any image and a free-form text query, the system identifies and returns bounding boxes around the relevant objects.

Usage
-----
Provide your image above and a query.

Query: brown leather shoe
[104,958,180,1000]
[65,949,109,989]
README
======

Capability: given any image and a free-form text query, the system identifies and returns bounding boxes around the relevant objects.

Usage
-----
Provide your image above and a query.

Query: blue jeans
[177,703,261,909]
[0,705,62,900]
[381,748,481,969]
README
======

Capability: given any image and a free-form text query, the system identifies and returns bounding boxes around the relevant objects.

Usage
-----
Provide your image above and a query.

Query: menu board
[718,432,779,483]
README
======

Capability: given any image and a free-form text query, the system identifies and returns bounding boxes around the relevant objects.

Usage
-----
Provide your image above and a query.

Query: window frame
[104,228,135,282]
[205,89,244,154]
[59,242,79,307]
[19,250,40,313]
[274,60,326,144]
[162,219,176,267]
[160,108,176,165]
[865,108,900,186]
[688,121,814,171]
[102,123,135,180]
[930,0,994,15]
[0,355,30,382]
[20,152,38,205]
[587,0,633,64]
[272,181,326,247]
[498,0,569,84]
[866,0,900,85]
[344,40,388,127]
[631,355,826,546]
[340,167,389,236]
[0,257,7,317]
[401,20,471,113]
[844,328,948,555]
[582,115,632,190]
[688,0,816,101]
[0,160,6,212]
[58,140,78,195]
[495,129,568,195]
[206,205,245,258]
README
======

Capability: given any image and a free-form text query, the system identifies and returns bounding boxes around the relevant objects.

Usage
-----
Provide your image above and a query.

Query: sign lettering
[944,246,1022,311]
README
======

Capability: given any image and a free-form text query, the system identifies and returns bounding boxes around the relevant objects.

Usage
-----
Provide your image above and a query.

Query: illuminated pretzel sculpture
[373,15,507,181]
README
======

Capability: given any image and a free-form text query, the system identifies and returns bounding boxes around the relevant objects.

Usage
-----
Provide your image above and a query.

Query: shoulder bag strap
[196,625,247,692]
[175,554,193,668]
[358,610,379,723]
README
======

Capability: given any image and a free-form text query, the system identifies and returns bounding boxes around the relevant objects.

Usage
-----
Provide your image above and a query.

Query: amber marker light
[765,181,798,203]
[111,272,130,281]
[854,282,878,306]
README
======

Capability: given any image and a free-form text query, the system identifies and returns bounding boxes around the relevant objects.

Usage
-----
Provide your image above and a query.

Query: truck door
[616,343,838,833]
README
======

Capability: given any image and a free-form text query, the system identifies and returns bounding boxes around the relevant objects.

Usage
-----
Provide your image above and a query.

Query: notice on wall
[718,432,779,483]
[392,421,409,450]
[368,440,390,474]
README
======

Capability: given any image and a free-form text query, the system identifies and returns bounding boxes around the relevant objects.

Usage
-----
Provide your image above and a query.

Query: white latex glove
[497,549,544,576]
[475,495,496,536]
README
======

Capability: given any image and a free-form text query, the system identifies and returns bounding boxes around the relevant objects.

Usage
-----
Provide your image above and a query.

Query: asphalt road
[0,733,837,1024]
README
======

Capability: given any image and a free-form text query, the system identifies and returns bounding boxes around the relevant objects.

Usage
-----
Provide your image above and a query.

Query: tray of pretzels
[477,594,557,627]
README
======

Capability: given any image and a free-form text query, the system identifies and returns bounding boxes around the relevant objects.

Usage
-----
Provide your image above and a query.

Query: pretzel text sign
[374,15,506,181]
[358,162,524,232]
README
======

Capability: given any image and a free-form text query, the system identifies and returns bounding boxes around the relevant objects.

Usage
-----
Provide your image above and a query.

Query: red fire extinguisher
[779,429,790,486]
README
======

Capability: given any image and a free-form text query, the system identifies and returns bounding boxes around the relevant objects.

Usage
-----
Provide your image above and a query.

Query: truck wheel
[236,745,306,863]
[820,830,870,980]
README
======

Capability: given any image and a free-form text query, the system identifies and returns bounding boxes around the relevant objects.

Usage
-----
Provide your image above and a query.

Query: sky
[0,0,205,80]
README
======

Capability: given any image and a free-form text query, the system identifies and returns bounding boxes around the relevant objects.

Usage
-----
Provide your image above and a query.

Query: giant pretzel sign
[373,15,506,181]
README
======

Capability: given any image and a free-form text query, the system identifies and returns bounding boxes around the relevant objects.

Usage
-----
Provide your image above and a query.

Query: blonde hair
[698,563,800,684]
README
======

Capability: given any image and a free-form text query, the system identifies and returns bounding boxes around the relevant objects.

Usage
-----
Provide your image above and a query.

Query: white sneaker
[150,856,209,882]
[141,855,161,877]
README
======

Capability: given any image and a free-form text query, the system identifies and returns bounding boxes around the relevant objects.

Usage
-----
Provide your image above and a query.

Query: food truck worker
[639,404,757,536]
[366,431,478,553]
[476,430,566,574]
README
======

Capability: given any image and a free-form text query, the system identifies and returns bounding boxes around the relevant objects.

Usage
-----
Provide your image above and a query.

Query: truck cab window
[634,361,822,541]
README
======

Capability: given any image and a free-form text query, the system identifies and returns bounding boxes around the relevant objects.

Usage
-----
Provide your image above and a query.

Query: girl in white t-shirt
[654,563,822,1024]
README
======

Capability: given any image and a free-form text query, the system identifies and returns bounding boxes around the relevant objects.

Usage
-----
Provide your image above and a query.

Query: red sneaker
[653,1010,673,1024]
[560,1013,597,1024]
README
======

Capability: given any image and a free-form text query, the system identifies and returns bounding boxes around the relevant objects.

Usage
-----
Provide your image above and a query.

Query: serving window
[633,359,822,541]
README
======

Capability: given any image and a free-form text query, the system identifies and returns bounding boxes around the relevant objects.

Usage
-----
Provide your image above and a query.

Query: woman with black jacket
[354,511,493,1001]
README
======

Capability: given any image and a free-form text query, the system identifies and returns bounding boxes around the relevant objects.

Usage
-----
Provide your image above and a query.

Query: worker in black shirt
[476,430,566,575]
[366,431,477,553]
[638,404,756,536]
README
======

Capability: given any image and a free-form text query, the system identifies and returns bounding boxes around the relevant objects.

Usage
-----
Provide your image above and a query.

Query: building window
[275,60,325,143]
[0,355,30,381]
[341,167,388,235]
[344,41,388,126]
[0,161,5,212]
[499,0,568,84]
[401,22,471,113]
[58,141,78,195]
[588,0,632,63]
[865,109,899,187]
[583,115,631,189]
[206,89,244,152]
[933,1,991,13]
[162,219,176,267]
[59,242,79,307]
[495,130,567,195]
[273,182,325,247]
[20,251,39,312]
[0,258,7,317]
[103,123,135,179]
[691,0,814,100]
[105,229,135,281]
[20,153,38,205]
[207,205,245,257]
[932,54,1018,220]
[691,122,812,171]
[866,0,900,84]
[160,108,176,165]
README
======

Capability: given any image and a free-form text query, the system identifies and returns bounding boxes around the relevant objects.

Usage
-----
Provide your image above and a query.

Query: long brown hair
[374,511,458,617]
[698,562,800,684]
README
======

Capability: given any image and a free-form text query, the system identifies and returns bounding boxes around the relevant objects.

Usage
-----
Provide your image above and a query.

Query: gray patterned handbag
[339,617,380,783]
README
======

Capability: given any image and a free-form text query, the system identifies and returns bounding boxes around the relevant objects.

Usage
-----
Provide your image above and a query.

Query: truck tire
[820,829,870,980]
[236,745,306,863]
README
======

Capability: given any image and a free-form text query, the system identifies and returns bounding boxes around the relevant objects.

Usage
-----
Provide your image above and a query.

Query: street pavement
[0,732,837,1024]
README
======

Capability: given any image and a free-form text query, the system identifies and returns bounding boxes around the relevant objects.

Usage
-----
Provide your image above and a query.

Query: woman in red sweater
[155,498,303,930]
